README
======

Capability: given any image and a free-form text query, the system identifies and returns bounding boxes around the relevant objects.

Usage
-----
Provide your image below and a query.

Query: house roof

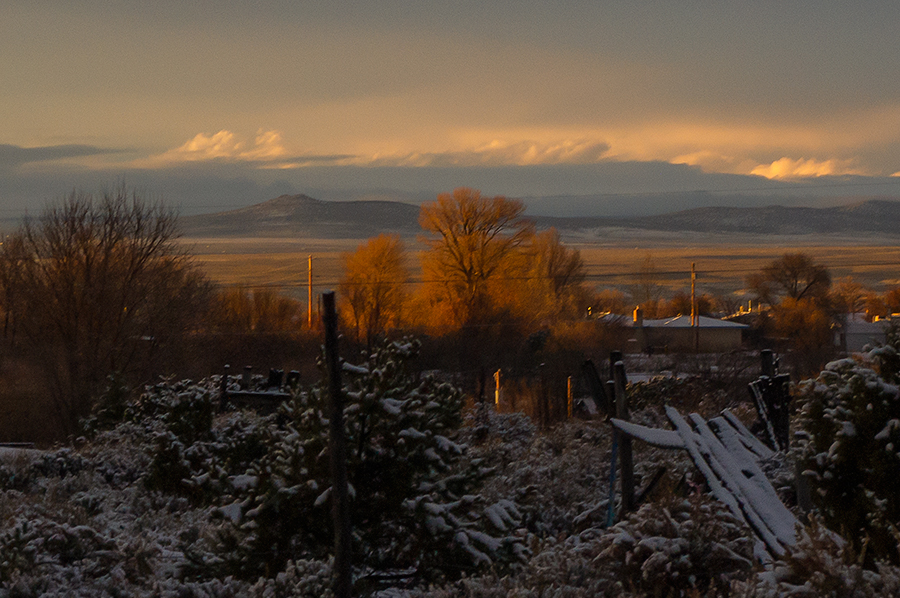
[641,315,749,329]
[841,313,890,335]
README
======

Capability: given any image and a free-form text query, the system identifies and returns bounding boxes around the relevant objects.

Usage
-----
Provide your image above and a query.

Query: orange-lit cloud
[136,130,355,169]
[750,157,866,179]
[154,130,287,163]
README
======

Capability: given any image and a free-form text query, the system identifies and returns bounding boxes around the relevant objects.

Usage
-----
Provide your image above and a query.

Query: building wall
[638,327,744,353]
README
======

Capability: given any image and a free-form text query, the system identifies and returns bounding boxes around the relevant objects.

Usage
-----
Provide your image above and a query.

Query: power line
[207,257,900,292]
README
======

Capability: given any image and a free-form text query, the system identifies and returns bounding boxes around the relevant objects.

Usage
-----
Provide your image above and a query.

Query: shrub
[733,518,900,597]
[209,338,526,583]
[796,340,900,563]
[593,493,755,596]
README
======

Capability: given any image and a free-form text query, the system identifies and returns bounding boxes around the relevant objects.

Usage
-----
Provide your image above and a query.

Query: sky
[3,0,900,217]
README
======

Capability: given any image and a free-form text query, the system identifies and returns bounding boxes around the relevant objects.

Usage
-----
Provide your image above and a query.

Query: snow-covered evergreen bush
[797,338,900,563]
[133,380,273,503]
[208,338,526,582]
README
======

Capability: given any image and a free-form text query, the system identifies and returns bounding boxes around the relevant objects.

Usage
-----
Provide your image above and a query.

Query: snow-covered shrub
[246,558,334,597]
[137,382,272,502]
[133,378,219,444]
[79,372,132,435]
[733,517,900,597]
[593,493,755,596]
[796,343,900,563]
[209,338,526,583]
[0,516,118,584]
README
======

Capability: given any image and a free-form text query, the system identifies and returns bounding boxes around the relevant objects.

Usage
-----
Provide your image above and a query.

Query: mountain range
[180,194,900,238]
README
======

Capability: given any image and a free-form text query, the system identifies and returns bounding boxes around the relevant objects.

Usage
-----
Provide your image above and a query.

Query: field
[183,230,900,303]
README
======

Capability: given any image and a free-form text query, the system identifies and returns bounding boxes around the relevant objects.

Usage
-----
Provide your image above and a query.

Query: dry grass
[182,232,900,302]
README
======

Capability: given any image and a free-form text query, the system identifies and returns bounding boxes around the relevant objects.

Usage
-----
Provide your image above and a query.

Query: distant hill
[180,194,900,238]
[535,198,900,236]
[180,194,421,238]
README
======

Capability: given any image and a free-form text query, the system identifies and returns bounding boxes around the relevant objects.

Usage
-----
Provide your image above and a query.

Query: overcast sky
[3,1,900,216]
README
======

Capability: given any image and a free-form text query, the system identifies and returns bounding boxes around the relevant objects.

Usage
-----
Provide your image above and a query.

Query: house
[629,307,748,353]
[835,313,890,353]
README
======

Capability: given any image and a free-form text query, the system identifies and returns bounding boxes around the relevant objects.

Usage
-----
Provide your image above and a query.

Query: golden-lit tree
[525,228,588,321]
[419,188,534,329]
[864,293,889,321]
[591,288,628,315]
[660,292,714,319]
[338,234,409,346]
[883,286,900,315]
[771,297,834,374]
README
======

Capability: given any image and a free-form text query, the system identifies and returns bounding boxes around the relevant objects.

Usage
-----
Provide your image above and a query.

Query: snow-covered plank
[666,407,785,558]
[721,408,775,460]
[610,418,685,449]
[707,416,768,484]
[688,413,798,551]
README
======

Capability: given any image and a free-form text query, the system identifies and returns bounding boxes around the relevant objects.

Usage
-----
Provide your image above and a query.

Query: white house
[835,313,890,353]
[629,308,749,353]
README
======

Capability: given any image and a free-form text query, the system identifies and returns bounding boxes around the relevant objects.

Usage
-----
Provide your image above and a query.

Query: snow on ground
[2,370,898,596]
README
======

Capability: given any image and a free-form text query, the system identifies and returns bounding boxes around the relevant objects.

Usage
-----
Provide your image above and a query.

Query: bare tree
[831,276,866,315]
[212,286,303,334]
[747,252,831,307]
[0,187,211,430]
[631,252,664,318]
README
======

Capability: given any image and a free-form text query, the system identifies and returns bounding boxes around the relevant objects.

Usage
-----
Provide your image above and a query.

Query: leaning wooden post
[567,376,573,418]
[613,359,635,514]
[307,255,313,329]
[323,291,351,598]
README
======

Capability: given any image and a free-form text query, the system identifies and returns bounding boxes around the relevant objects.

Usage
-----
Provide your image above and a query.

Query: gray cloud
[0,144,122,169]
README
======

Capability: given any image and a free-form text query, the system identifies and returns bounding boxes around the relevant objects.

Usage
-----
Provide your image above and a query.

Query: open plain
[183,229,900,303]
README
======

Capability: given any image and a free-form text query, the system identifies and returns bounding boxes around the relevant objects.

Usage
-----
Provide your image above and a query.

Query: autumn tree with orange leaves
[418,188,534,331]
[339,234,410,346]
[523,228,588,322]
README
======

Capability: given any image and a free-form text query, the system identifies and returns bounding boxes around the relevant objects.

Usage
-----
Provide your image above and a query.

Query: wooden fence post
[323,291,351,598]
[581,359,613,417]
[613,358,635,514]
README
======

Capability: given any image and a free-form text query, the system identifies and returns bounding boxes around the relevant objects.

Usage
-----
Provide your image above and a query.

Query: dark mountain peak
[181,193,420,238]
[235,194,320,215]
